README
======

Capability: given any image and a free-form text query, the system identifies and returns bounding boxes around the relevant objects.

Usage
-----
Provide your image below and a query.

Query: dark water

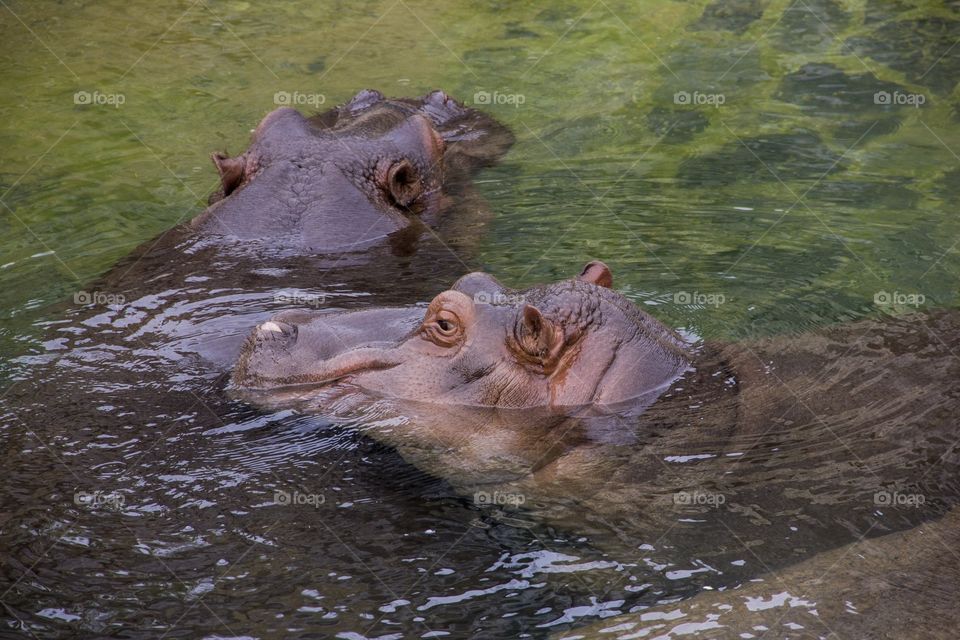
[2,0,960,638]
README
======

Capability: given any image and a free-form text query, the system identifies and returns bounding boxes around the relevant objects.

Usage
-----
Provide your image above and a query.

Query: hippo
[38,89,512,370]
[231,262,960,638]
[191,88,512,254]
[231,261,689,408]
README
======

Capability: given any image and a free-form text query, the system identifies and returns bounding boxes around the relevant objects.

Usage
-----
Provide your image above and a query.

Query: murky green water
[2,0,959,638]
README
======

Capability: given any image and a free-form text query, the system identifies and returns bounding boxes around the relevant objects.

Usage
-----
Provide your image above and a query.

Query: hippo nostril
[258,320,298,341]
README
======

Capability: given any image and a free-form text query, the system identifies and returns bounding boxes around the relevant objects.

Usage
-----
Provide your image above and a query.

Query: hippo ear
[211,152,246,197]
[577,261,613,288]
[345,89,385,113]
[384,159,423,208]
[415,90,514,171]
[517,305,564,366]
[308,89,385,131]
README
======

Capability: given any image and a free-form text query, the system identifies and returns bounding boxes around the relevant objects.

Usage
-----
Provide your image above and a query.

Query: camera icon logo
[274,91,292,106]
[874,91,891,105]
[674,91,691,105]
[473,91,492,105]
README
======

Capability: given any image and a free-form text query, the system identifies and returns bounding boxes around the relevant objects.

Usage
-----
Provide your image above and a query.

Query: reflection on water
[2,0,960,638]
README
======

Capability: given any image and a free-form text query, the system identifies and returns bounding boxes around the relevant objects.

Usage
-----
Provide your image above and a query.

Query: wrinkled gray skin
[233,264,960,638]
[232,261,691,408]
[191,88,512,253]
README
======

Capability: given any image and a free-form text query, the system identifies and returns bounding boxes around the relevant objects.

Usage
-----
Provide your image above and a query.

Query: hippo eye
[421,309,462,347]
[385,159,423,209]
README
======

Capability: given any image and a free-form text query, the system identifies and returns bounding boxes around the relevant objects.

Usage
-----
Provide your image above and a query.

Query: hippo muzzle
[232,306,424,391]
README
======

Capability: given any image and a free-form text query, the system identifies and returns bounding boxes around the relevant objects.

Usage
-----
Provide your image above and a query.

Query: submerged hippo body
[233,263,960,635]
[565,506,960,639]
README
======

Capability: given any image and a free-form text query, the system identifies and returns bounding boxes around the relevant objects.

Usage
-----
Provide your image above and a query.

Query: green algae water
[2,0,959,638]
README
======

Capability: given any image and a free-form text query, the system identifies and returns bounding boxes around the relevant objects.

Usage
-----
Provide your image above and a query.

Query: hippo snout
[232,305,425,391]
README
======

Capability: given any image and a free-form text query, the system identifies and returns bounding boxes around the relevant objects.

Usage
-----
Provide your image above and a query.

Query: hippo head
[191,89,512,253]
[232,262,691,409]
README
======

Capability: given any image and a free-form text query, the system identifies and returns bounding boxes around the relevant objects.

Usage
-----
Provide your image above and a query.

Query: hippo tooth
[260,321,285,334]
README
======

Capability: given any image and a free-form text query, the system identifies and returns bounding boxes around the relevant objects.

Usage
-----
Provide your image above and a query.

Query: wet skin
[233,263,960,635]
